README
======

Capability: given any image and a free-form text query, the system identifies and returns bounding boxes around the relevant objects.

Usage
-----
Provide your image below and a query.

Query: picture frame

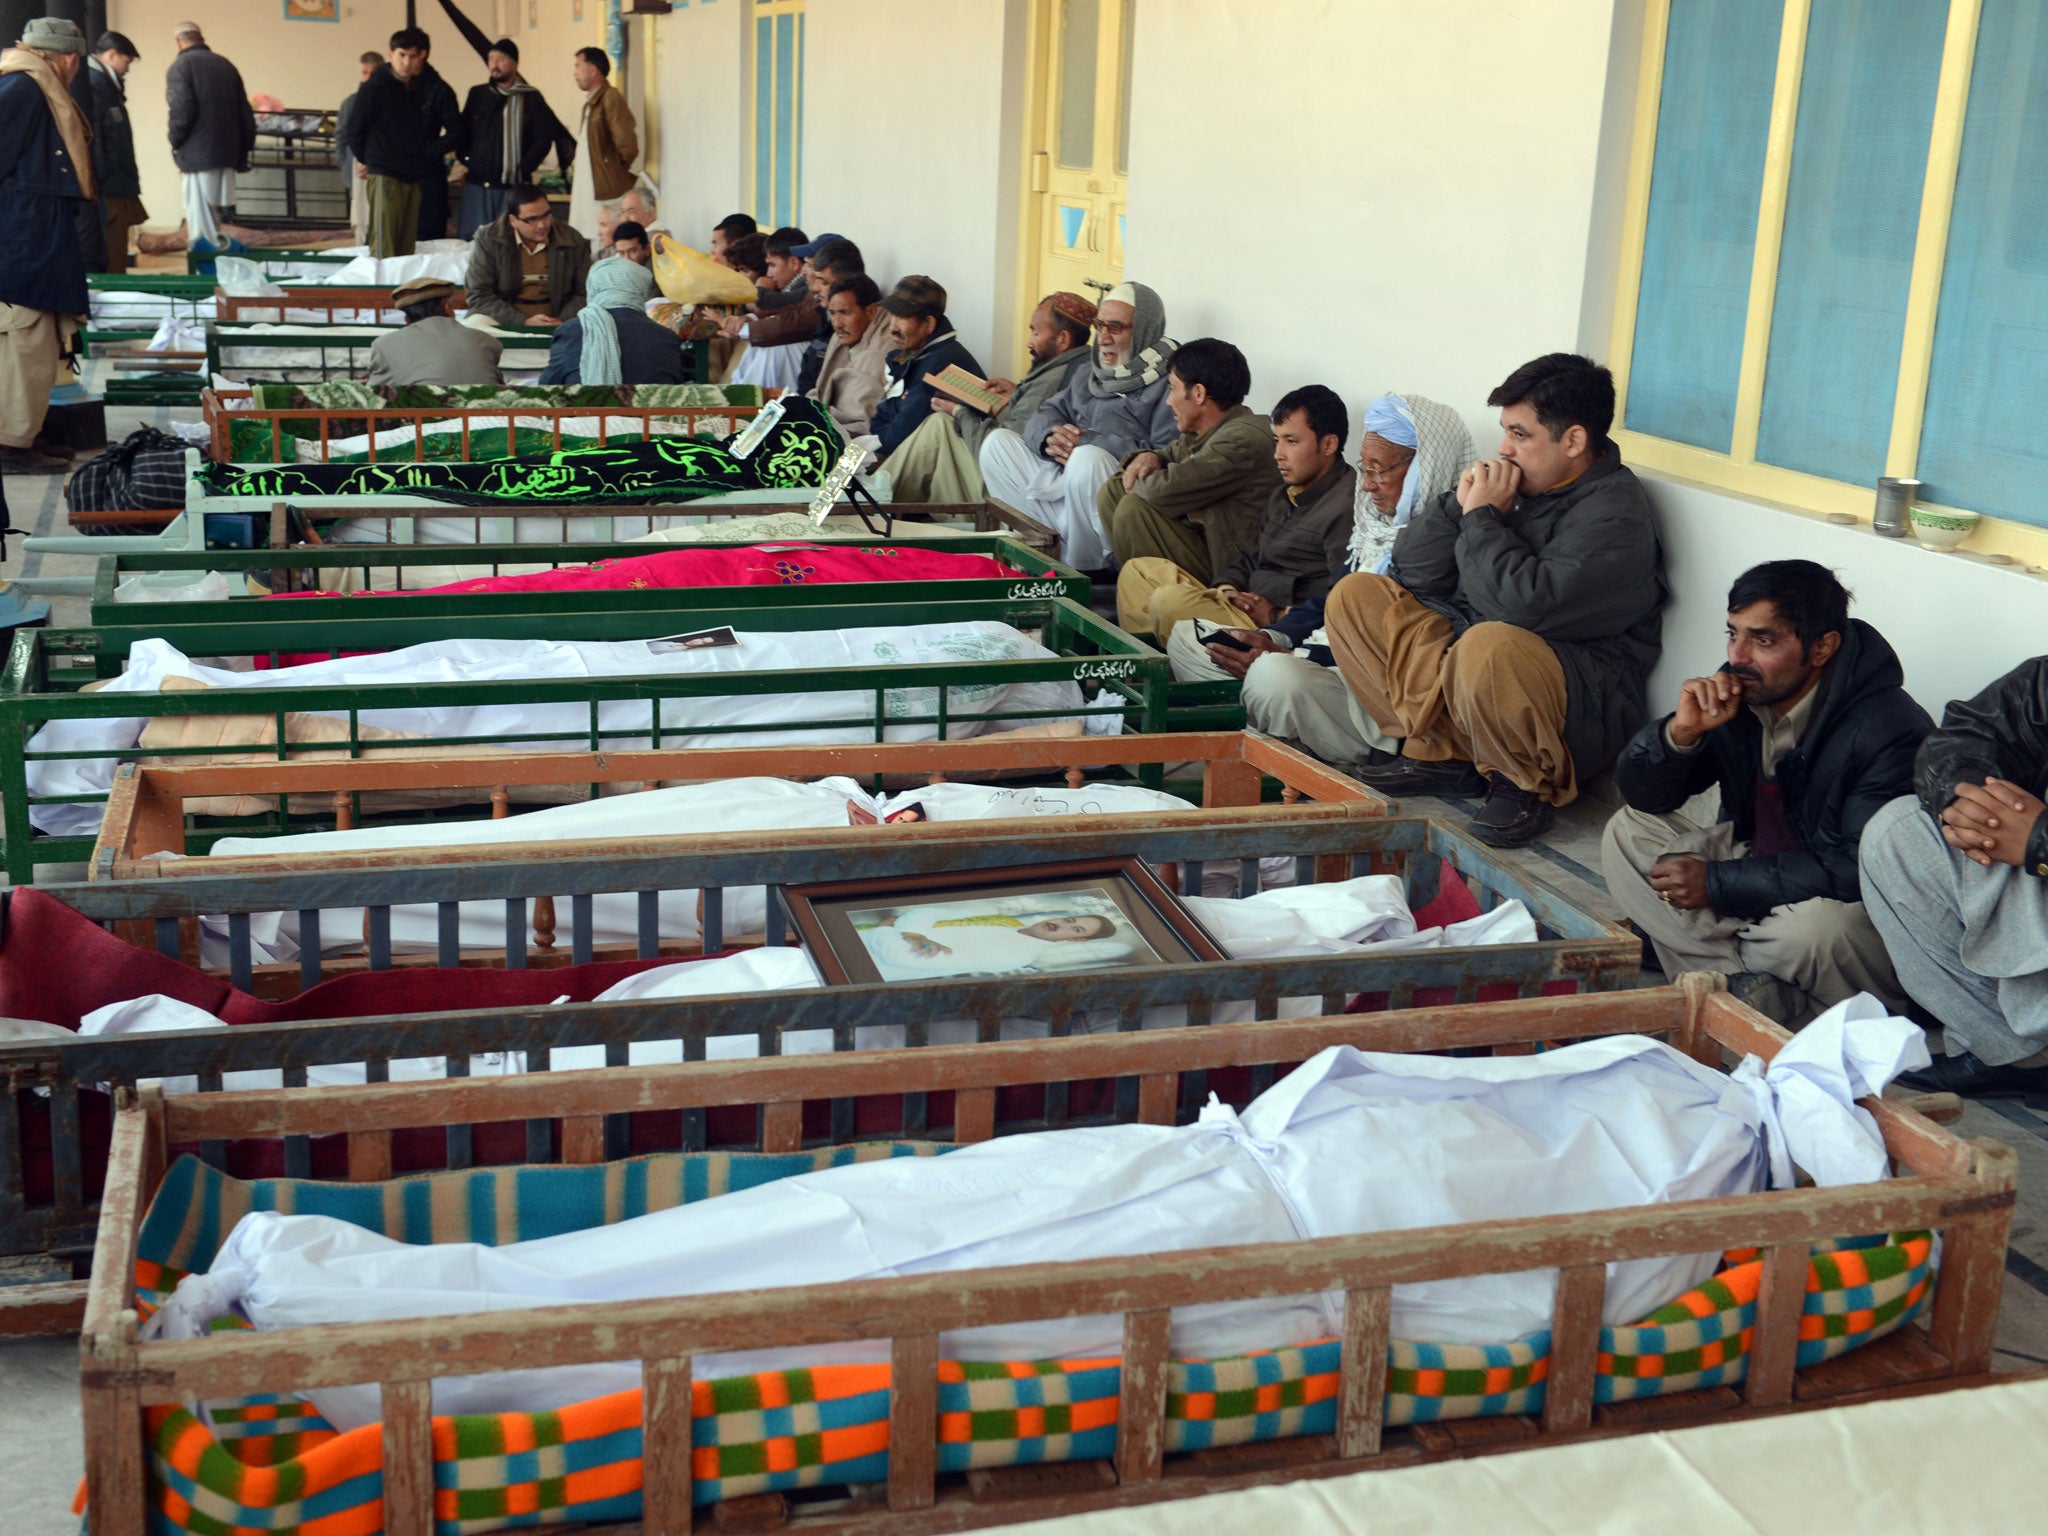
[282,0,340,21]
[529,0,540,28]
[784,858,1226,986]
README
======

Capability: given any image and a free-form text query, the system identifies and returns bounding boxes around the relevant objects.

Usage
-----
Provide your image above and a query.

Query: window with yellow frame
[751,0,804,231]
[1609,0,2048,562]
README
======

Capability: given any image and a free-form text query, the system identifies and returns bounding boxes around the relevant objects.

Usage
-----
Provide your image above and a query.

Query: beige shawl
[0,48,95,201]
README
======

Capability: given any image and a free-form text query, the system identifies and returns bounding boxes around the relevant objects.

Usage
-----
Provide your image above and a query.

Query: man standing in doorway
[567,46,637,248]
[164,21,255,253]
[84,32,146,274]
[0,16,92,473]
[346,29,438,260]
[458,39,574,238]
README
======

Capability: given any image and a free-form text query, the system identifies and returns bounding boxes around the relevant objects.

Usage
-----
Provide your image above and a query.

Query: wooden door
[1025,0,1135,305]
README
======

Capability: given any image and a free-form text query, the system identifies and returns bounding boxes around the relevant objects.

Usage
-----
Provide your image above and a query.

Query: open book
[925,363,1009,415]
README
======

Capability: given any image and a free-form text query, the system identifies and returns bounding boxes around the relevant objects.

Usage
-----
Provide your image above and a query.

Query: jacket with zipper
[1615,618,1932,919]
[464,212,591,326]
[1913,656,2048,879]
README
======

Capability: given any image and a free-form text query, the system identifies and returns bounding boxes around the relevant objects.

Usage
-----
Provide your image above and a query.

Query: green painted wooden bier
[0,596,1169,882]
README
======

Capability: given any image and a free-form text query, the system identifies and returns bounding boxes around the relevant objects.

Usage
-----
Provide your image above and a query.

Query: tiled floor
[2,398,2045,1533]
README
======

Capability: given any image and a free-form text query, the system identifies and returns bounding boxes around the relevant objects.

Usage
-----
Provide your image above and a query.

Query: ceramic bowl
[1909,506,1978,550]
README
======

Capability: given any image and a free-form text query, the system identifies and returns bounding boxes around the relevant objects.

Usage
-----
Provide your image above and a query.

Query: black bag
[66,426,190,535]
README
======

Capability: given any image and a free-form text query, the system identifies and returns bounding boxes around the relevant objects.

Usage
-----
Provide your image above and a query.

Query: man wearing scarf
[1206,392,1475,766]
[868,276,984,461]
[458,39,574,239]
[0,17,92,474]
[980,280,1180,571]
[886,291,1097,503]
[539,257,683,386]
[1332,354,1666,849]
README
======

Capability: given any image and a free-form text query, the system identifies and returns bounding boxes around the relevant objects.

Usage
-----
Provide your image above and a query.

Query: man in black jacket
[345,28,437,259]
[457,39,573,238]
[1328,353,1667,847]
[1860,657,2048,1094]
[82,33,145,272]
[165,22,254,252]
[1603,561,1927,1024]
[409,37,464,244]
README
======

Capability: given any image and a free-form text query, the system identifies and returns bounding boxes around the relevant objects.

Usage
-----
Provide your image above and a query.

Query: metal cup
[1874,477,1920,538]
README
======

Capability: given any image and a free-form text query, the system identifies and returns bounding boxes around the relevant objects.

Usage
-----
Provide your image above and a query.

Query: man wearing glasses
[464,184,591,329]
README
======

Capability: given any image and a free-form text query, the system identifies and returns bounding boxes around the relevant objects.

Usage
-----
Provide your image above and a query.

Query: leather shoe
[1355,756,1486,797]
[1466,773,1556,848]
[29,435,74,463]
[0,443,69,474]
[1896,1050,2048,1099]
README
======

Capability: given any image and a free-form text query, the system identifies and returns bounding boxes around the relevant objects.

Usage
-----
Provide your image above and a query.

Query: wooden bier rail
[76,979,2018,1536]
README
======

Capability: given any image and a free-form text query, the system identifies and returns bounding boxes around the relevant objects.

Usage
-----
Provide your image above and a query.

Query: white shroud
[144,1000,1928,1433]
[26,624,1118,837]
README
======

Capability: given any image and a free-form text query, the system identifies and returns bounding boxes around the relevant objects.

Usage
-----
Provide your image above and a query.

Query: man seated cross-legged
[1101,338,1280,624]
[1603,561,1928,1025]
[1125,382,1355,657]
[979,281,1179,571]
[1860,656,2048,1096]
[1336,353,1667,847]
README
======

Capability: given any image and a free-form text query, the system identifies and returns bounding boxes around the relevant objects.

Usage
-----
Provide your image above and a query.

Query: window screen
[1754,0,1945,484]
[1623,0,1783,453]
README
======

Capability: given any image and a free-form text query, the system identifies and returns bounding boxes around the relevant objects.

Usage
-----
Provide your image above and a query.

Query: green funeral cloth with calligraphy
[198,397,845,507]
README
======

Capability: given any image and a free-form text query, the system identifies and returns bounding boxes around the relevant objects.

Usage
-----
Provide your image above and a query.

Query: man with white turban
[1177,392,1475,773]
[978,280,1180,571]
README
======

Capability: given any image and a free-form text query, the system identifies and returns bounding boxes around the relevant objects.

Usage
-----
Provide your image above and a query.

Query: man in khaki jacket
[1098,338,1279,583]
[567,46,637,239]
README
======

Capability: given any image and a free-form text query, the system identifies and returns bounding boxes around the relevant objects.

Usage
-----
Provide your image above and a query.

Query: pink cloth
[272,544,1027,602]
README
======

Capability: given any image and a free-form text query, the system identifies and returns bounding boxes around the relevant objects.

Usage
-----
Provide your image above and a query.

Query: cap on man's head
[95,31,140,58]
[172,21,204,42]
[391,277,459,309]
[878,275,947,319]
[489,37,519,61]
[22,17,87,53]
[1045,291,1098,329]
[789,232,845,261]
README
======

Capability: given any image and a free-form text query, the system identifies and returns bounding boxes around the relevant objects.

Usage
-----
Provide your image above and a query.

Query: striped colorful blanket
[96,1150,1935,1534]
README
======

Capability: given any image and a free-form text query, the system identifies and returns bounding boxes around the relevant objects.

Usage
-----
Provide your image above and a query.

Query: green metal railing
[0,596,1170,881]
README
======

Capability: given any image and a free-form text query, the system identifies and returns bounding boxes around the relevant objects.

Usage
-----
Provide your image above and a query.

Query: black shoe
[1465,773,1556,848]
[0,444,69,474]
[1896,1050,2048,1099]
[1354,755,1486,797]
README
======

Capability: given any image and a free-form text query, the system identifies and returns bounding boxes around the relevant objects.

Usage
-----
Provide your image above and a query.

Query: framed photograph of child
[784,858,1225,985]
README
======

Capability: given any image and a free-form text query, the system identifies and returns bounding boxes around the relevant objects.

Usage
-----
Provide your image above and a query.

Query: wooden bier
[76,980,2020,1535]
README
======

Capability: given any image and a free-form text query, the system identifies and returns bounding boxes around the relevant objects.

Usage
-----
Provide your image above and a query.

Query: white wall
[799,0,1024,368]
[1124,0,1618,447]
[1643,473,2048,719]
[650,0,746,245]
[107,0,601,234]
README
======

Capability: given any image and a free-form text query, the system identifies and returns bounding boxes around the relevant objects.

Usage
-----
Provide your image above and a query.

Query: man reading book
[886,292,1097,502]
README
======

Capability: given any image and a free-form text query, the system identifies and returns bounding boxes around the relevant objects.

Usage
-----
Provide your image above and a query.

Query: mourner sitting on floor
[1603,561,1928,1025]
[1330,354,1667,849]
[1861,655,2048,1096]
[1130,381,1354,653]
[366,277,504,388]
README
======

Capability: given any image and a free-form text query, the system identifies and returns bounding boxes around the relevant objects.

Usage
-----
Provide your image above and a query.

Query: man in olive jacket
[1603,561,1927,1024]
[464,186,589,328]
[1332,353,1666,847]
[1098,338,1279,585]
